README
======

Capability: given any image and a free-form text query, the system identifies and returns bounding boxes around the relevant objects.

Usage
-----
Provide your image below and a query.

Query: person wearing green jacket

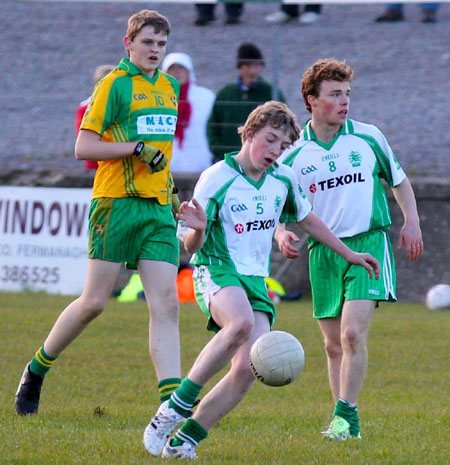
[207,42,286,163]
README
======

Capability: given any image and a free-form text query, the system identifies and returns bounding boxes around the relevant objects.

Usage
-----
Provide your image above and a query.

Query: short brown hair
[301,58,353,113]
[238,101,300,144]
[126,10,171,42]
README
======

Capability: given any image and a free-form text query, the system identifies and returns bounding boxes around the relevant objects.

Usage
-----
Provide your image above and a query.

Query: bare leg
[142,287,268,456]
[44,259,122,356]
[192,311,271,430]
[187,286,255,385]
[339,300,374,403]
[317,317,342,403]
[138,260,180,380]
[318,300,374,404]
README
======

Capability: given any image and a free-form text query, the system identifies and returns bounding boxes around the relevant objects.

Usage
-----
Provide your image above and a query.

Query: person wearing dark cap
[194,2,243,26]
[207,43,286,163]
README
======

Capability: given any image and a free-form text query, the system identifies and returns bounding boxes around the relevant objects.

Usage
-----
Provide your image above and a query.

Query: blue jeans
[387,3,440,12]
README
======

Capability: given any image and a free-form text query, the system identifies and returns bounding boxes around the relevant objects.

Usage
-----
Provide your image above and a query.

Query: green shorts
[88,197,179,269]
[309,229,397,319]
[193,265,276,333]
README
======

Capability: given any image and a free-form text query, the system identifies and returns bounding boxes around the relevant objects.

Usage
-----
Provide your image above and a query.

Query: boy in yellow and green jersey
[15,10,183,419]
[83,57,179,201]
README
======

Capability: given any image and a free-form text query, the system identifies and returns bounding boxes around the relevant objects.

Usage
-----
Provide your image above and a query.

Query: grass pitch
[1,292,449,465]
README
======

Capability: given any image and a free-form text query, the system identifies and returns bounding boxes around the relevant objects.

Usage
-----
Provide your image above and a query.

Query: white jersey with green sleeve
[178,153,311,277]
[281,119,405,238]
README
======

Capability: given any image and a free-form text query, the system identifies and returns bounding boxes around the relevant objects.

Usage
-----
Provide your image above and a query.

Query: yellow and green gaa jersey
[81,58,179,203]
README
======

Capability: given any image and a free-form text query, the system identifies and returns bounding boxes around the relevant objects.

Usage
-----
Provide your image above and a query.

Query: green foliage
[0,293,449,464]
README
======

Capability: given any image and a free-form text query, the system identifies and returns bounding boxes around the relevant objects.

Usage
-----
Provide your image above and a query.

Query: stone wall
[3,169,449,303]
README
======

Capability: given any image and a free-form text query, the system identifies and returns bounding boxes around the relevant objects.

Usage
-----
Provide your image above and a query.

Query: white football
[249,331,305,387]
[426,284,450,310]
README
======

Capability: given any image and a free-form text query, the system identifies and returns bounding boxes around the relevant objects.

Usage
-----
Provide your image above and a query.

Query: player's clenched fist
[133,141,168,173]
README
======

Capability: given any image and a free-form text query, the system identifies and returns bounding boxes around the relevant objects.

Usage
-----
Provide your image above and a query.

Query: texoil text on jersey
[245,219,276,231]
[315,172,365,192]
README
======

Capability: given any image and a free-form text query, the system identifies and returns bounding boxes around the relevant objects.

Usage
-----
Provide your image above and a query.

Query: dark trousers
[195,3,243,20]
[386,3,440,12]
[281,3,322,18]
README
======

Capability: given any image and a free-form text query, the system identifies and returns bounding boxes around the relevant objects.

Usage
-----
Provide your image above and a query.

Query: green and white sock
[169,377,203,417]
[29,346,58,377]
[171,418,208,447]
[334,398,360,436]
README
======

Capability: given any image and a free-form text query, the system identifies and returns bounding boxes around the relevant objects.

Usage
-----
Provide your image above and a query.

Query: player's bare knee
[148,296,179,321]
[235,318,254,342]
[158,286,179,304]
[342,327,363,352]
[79,297,106,322]
[149,291,179,315]
[324,339,342,360]
[227,318,253,347]
[161,300,180,321]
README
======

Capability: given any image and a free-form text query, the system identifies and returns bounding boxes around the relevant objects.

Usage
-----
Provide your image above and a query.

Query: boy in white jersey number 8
[143,101,380,459]
[277,59,423,440]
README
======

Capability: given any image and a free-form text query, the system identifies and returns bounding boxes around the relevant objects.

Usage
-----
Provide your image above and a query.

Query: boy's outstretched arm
[391,177,423,261]
[296,212,381,279]
[176,199,207,254]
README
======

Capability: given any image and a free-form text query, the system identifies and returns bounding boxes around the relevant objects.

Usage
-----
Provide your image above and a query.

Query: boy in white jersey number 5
[277,59,423,440]
[143,101,380,459]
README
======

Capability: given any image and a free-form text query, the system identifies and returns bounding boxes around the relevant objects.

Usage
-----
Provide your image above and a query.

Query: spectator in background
[161,53,215,173]
[194,2,243,26]
[207,42,286,163]
[375,3,440,23]
[75,64,115,170]
[265,3,322,24]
